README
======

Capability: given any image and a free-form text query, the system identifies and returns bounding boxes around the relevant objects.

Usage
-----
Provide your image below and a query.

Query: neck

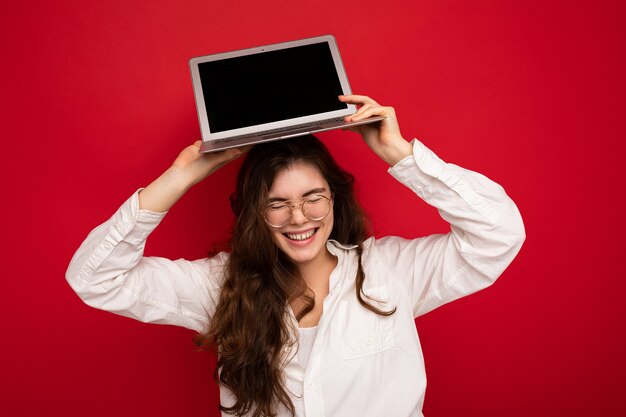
[291,245,337,327]
[297,246,337,290]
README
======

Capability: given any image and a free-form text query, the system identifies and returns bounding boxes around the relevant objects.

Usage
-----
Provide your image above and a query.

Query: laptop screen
[197,42,348,133]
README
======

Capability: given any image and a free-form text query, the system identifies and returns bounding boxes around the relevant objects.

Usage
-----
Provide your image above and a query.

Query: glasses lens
[303,196,331,220]
[265,205,290,227]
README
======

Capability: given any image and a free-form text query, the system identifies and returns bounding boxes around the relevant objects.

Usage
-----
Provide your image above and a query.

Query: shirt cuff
[387,139,446,194]
[388,139,498,225]
[112,189,168,245]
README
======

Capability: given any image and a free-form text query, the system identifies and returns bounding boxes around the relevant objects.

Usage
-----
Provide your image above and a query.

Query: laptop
[189,35,385,153]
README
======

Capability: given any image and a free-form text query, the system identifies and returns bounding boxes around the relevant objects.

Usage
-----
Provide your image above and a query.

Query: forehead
[269,162,329,198]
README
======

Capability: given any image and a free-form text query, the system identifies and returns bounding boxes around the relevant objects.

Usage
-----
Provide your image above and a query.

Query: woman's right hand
[172,141,249,188]
[138,142,249,213]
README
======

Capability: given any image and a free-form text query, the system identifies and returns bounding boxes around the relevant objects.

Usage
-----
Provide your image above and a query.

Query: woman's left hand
[339,94,413,166]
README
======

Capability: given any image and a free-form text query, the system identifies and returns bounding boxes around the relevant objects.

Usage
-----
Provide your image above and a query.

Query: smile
[284,228,318,241]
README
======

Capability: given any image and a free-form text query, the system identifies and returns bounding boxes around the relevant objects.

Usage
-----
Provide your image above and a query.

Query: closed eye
[267,204,288,210]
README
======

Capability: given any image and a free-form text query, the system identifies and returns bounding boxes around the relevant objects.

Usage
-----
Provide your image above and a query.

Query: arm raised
[138,141,248,212]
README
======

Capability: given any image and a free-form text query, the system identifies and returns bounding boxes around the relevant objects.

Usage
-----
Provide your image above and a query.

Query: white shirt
[66,139,525,417]
[297,326,319,368]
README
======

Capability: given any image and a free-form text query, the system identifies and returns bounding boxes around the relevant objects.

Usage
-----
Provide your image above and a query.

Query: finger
[221,147,246,161]
[348,103,381,121]
[345,103,373,121]
[338,94,379,106]
[221,145,251,161]
[350,105,395,121]
[339,94,378,107]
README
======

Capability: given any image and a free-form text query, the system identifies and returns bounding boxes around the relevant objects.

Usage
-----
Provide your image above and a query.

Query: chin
[284,249,323,265]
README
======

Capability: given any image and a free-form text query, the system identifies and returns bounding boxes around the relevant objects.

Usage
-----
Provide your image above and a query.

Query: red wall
[2,1,625,416]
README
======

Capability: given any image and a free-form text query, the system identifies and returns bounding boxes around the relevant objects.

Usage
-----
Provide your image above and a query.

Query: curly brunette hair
[195,135,394,416]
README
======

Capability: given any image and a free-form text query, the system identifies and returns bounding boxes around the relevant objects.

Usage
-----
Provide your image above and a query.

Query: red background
[2,1,625,416]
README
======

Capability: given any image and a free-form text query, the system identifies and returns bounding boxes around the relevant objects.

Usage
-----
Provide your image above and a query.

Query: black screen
[198,42,348,133]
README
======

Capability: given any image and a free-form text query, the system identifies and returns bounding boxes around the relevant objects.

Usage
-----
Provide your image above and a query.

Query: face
[266,162,334,267]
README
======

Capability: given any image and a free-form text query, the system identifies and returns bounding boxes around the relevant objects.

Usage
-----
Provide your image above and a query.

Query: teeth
[286,229,315,241]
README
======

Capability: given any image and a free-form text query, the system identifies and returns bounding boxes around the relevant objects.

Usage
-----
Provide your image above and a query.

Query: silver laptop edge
[198,115,385,153]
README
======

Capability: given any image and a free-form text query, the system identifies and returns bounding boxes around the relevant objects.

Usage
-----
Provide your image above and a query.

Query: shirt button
[366,336,374,346]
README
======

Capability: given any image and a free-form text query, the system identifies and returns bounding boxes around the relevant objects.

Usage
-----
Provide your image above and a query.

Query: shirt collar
[326,239,357,254]
[325,239,358,296]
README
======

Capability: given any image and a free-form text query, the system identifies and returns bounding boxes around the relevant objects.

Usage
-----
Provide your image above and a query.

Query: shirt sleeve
[372,139,526,318]
[65,190,227,333]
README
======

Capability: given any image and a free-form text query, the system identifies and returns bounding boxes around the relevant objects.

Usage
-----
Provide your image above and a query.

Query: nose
[290,206,308,225]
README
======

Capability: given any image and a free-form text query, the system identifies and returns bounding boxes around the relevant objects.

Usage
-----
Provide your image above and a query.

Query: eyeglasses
[264,194,333,228]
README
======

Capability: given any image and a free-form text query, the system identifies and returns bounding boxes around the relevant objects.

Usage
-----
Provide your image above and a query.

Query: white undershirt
[297,326,318,368]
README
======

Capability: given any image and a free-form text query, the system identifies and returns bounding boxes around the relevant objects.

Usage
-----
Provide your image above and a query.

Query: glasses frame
[263,194,333,228]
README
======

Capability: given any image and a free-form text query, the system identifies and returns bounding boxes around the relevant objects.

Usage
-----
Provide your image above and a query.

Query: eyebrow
[268,187,328,203]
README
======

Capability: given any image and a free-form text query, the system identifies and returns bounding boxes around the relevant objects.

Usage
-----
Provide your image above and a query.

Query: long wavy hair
[195,135,395,416]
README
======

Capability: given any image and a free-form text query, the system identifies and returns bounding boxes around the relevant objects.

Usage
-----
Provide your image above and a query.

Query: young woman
[66,95,525,417]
